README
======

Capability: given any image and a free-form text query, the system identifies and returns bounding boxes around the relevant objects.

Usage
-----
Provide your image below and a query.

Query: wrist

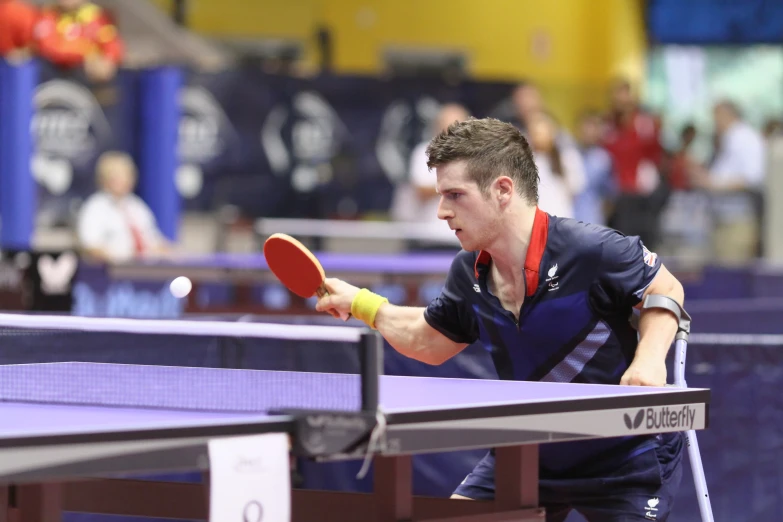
[350,288,389,329]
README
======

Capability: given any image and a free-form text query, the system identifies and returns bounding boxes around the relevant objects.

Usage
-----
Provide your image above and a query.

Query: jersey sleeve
[423,254,479,344]
[590,229,661,315]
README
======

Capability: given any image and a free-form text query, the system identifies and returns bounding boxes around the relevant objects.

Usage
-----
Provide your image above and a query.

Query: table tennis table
[0,329,710,522]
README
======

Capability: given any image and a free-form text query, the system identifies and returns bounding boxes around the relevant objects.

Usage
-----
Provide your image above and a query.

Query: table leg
[8,484,62,522]
[374,455,412,522]
[494,445,539,511]
[0,486,11,522]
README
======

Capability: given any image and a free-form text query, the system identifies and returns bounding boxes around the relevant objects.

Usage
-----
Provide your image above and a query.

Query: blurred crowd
[0,0,123,83]
[396,78,775,266]
[1,1,777,267]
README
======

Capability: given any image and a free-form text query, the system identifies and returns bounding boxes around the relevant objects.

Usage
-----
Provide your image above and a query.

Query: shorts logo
[645,497,659,519]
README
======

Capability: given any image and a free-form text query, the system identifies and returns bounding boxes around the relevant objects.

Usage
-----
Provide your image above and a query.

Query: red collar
[473,207,549,297]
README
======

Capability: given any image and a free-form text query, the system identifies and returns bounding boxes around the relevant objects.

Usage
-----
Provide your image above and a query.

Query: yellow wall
[148,0,647,127]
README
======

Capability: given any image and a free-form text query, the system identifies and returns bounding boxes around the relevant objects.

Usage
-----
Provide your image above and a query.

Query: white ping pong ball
[169,276,192,298]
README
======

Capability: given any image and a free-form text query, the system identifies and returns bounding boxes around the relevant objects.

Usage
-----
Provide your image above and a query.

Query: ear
[493,176,514,205]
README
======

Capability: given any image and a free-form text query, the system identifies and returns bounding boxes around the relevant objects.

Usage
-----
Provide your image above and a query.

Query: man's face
[435,161,502,252]
[713,105,733,134]
[103,167,135,197]
[611,83,633,112]
[512,85,542,121]
[577,116,600,146]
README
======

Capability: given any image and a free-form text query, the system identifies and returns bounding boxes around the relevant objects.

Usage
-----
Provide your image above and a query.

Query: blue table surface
[0,363,690,439]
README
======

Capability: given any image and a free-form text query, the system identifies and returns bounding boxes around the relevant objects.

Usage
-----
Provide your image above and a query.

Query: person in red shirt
[32,0,123,82]
[666,123,697,191]
[602,79,667,249]
[0,0,38,59]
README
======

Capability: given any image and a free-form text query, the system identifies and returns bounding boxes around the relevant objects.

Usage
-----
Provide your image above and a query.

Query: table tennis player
[315,117,686,521]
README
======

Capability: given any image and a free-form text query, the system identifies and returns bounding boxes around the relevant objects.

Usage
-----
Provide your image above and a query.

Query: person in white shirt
[690,100,766,264]
[390,103,469,248]
[527,111,587,219]
[77,151,170,263]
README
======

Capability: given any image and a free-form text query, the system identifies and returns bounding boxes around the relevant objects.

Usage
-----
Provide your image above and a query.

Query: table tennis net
[0,314,380,414]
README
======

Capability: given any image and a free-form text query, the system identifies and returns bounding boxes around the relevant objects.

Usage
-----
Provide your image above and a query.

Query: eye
[447,193,462,201]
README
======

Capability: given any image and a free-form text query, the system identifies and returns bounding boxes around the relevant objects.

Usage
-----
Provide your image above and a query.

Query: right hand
[315,278,360,321]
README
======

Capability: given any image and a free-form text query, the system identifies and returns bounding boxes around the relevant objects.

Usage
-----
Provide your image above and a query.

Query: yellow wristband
[350,288,389,329]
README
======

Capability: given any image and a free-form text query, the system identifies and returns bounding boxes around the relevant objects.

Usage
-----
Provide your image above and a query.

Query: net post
[359,329,382,412]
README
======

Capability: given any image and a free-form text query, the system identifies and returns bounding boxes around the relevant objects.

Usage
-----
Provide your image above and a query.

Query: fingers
[322,278,341,293]
[314,294,333,313]
[621,371,665,387]
[314,293,343,320]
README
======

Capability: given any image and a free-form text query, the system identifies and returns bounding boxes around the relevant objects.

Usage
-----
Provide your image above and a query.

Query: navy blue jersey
[424,208,666,474]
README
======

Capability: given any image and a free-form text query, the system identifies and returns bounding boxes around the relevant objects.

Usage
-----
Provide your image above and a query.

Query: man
[316,118,686,521]
[77,151,170,263]
[690,100,766,265]
[573,110,615,226]
[33,0,123,82]
[602,78,666,249]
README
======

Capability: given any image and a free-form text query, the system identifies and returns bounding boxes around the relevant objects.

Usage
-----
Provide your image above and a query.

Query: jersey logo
[473,284,481,293]
[546,263,559,292]
[642,246,658,268]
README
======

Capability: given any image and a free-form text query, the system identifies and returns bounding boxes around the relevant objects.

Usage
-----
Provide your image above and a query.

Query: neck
[485,204,537,285]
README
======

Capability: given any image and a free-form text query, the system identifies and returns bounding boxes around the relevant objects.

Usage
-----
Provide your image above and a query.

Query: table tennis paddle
[263,233,328,298]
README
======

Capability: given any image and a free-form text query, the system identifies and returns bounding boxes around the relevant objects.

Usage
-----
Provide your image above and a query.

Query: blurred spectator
[573,110,615,225]
[391,103,470,227]
[32,0,123,83]
[0,0,38,60]
[498,80,576,149]
[510,81,542,134]
[666,123,697,191]
[763,118,782,142]
[602,78,666,248]
[411,104,469,221]
[690,100,766,264]
[528,111,586,219]
[77,151,170,263]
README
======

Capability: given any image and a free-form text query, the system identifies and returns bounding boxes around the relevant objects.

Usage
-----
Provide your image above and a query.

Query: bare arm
[315,278,468,366]
[374,304,469,365]
[621,264,684,386]
[634,264,684,361]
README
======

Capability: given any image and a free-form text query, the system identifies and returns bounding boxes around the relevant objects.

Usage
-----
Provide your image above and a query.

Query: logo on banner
[177,86,235,199]
[623,406,696,431]
[31,79,112,196]
[32,79,112,160]
[376,96,440,183]
[261,91,346,193]
[38,252,78,295]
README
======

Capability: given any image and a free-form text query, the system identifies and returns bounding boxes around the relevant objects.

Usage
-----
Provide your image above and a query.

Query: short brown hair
[425,117,539,205]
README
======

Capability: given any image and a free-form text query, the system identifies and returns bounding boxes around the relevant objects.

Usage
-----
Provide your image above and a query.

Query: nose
[437,196,453,221]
